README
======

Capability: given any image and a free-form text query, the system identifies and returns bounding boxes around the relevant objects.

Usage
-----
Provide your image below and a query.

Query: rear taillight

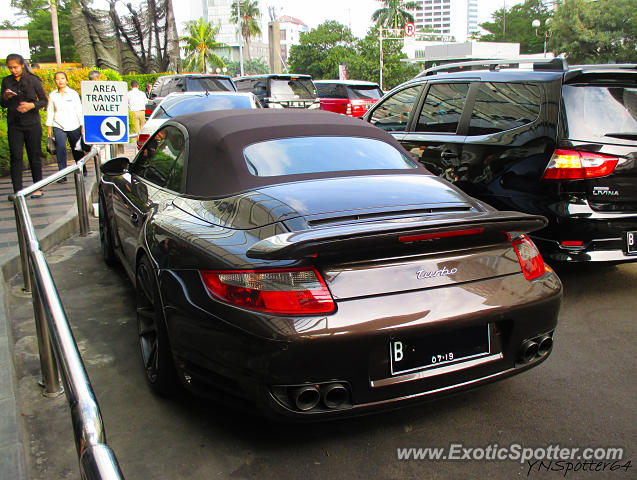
[144,108,153,116]
[345,102,352,116]
[510,234,545,280]
[543,149,618,180]
[200,267,335,315]
[136,133,150,150]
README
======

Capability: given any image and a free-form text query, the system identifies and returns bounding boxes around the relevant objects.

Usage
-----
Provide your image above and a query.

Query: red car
[314,80,383,117]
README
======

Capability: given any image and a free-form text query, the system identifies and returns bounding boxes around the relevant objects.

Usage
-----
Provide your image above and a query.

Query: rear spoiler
[246,211,547,260]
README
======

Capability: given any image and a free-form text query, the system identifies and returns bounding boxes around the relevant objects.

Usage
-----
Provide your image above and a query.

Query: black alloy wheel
[136,255,179,397]
[98,192,117,266]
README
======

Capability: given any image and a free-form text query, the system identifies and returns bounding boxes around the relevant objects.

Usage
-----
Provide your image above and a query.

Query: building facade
[276,15,310,63]
[409,0,489,42]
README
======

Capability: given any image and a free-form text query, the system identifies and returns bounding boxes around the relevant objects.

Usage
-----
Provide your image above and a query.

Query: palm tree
[180,18,226,73]
[372,0,420,29]
[230,0,262,60]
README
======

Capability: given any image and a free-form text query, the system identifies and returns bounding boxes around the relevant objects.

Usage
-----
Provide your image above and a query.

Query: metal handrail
[12,147,125,479]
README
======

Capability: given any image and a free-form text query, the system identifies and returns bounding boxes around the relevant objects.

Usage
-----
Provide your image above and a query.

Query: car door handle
[441,151,458,160]
[130,213,139,223]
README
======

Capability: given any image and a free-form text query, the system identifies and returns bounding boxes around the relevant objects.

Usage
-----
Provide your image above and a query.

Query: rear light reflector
[200,267,335,315]
[560,240,583,247]
[399,228,484,243]
[136,133,150,150]
[511,234,545,280]
[543,149,618,180]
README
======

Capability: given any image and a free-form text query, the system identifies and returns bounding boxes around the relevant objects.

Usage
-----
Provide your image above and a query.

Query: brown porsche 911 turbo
[98,109,562,420]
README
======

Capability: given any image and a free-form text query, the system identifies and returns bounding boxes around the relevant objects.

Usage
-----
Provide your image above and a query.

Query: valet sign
[81,80,129,144]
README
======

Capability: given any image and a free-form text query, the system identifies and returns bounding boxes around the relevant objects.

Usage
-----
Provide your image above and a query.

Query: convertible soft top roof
[166,109,430,197]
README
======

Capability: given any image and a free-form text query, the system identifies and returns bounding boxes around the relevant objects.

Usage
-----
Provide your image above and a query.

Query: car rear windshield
[562,84,637,143]
[243,136,417,177]
[185,77,236,92]
[316,84,382,100]
[154,95,253,119]
[269,78,317,99]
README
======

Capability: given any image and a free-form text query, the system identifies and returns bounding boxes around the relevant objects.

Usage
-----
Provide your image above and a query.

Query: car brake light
[136,133,150,150]
[399,228,484,243]
[200,267,335,315]
[543,149,618,180]
[144,108,153,116]
[510,234,545,280]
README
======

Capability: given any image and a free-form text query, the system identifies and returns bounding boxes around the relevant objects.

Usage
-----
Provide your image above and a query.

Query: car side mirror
[101,156,130,176]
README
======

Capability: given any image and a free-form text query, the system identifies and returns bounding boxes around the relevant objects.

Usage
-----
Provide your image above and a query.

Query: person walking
[0,53,46,199]
[46,71,85,183]
[128,80,147,133]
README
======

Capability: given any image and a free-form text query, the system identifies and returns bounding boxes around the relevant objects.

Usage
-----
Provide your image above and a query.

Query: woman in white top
[46,71,85,182]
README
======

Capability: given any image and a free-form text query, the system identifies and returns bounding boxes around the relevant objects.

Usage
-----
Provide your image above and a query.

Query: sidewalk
[0,144,136,480]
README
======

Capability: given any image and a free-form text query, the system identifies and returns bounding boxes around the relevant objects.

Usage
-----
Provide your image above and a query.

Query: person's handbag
[46,136,56,155]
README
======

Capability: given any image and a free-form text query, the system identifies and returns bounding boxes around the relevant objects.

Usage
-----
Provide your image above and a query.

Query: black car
[98,109,561,420]
[234,74,320,109]
[365,60,637,263]
[145,74,237,118]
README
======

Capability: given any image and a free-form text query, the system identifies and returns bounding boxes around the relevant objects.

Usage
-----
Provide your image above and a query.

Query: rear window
[562,85,637,143]
[243,136,417,177]
[269,78,317,99]
[154,95,254,119]
[316,83,382,100]
[185,77,235,92]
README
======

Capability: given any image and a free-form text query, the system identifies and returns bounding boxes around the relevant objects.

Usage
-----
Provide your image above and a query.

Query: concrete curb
[0,176,97,480]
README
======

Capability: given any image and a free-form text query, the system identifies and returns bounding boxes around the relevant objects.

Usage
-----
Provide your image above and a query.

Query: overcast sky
[1,0,516,40]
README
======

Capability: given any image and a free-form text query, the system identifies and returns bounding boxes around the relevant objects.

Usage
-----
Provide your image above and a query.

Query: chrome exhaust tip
[321,383,349,409]
[292,385,320,411]
[520,340,539,363]
[537,335,553,356]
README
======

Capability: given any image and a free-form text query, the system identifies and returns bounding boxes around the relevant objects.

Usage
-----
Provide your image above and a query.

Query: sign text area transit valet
[81,80,129,144]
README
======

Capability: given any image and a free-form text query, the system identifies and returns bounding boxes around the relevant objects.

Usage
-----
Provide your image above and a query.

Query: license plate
[627,231,637,254]
[389,325,490,376]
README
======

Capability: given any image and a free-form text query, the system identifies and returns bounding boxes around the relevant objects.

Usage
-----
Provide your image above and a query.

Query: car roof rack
[568,64,637,71]
[415,58,568,77]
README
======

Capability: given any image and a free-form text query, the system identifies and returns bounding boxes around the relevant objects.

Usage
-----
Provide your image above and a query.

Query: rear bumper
[162,269,562,420]
[534,199,637,263]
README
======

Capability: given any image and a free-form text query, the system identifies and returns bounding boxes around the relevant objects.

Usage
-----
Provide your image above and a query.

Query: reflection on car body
[98,109,561,420]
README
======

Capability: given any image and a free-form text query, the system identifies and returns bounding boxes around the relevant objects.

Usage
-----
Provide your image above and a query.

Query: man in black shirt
[1,54,46,198]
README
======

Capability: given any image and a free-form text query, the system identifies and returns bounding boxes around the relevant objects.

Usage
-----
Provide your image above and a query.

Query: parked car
[314,80,383,117]
[365,59,637,263]
[234,74,320,109]
[98,109,561,420]
[145,74,237,118]
[136,91,260,149]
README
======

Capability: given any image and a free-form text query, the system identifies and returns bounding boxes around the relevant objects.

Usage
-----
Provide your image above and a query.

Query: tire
[98,192,117,266]
[136,255,180,397]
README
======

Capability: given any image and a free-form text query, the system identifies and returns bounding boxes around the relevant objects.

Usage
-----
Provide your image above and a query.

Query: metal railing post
[15,205,32,293]
[74,169,90,236]
[29,266,64,397]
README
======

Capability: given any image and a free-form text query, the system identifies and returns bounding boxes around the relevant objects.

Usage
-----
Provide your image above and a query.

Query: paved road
[6,227,637,480]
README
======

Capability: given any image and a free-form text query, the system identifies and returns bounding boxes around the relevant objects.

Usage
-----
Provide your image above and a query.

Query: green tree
[288,21,358,79]
[372,0,420,29]
[10,0,79,63]
[349,28,419,90]
[479,0,551,54]
[229,0,261,60]
[225,57,269,76]
[181,18,226,73]
[549,0,637,63]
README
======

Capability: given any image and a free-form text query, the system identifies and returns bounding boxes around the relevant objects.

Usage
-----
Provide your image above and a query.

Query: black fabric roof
[167,109,431,197]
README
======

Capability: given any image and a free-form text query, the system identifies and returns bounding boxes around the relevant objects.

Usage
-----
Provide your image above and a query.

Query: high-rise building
[277,16,310,62]
[409,0,489,42]
[186,0,268,63]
